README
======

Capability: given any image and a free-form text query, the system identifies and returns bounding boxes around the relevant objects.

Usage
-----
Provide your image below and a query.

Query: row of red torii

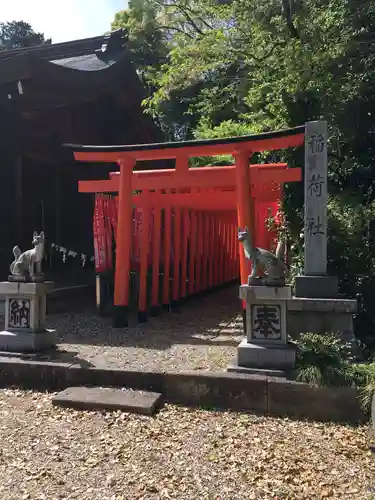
[67,126,305,327]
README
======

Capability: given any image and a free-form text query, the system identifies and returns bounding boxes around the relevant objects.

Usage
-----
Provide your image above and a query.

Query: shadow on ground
[0,348,95,368]
[51,287,244,351]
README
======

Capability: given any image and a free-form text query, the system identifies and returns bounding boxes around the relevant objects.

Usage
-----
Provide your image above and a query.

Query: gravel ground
[0,389,373,500]
[48,287,243,371]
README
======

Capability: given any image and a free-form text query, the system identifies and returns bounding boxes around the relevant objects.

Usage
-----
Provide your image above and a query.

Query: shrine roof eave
[0,51,135,90]
[0,30,137,92]
[65,125,305,162]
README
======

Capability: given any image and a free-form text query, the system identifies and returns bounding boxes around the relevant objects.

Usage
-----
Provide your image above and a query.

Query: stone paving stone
[52,386,163,415]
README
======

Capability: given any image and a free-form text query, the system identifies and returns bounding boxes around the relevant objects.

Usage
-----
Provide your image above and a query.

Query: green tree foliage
[112,1,167,73]
[0,21,51,51]
[113,0,375,353]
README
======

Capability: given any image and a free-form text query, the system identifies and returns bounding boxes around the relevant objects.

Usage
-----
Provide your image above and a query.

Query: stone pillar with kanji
[0,281,56,353]
[229,285,295,375]
[290,120,357,344]
[295,120,338,298]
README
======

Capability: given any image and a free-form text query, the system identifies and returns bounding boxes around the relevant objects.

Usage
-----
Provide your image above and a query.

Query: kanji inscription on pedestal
[251,304,281,340]
[233,285,295,372]
[8,298,31,329]
[304,120,328,275]
[0,281,56,353]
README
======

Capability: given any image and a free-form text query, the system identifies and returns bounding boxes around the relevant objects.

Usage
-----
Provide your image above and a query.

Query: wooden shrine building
[0,29,162,279]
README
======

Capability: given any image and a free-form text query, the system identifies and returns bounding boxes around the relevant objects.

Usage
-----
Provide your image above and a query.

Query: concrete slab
[288,297,357,313]
[0,358,364,423]
[52,386,163,415]
[227,364,286,378]
[0,329,56,353]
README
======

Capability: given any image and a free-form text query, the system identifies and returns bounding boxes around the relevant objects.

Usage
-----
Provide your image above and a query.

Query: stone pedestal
[0,281,56,353]
[229,285,295,376]
[294,275,338,299]
[288,297,357,344]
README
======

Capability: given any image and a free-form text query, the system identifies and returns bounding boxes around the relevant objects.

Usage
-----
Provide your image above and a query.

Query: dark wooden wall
[0,88,161,282]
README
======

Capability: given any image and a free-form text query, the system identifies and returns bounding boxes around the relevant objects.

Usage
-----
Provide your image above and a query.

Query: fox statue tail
[275,239,284,260]
[13,245,21,260]
[9,246,21,275]
[275,239,289,272]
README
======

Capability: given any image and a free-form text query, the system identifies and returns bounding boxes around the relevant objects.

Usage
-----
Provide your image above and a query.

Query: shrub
[294,332,375,412]
[351,363,375,412]
[294,332,353,387]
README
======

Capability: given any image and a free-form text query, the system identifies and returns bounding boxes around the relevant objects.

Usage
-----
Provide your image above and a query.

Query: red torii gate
[80,163,301,321]
[67,126,304,326]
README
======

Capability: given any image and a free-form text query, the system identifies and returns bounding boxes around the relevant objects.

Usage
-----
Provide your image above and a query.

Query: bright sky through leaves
[0,0,127,43]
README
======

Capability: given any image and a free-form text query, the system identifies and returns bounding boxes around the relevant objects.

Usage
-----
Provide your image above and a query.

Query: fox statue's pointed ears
[33,231,44,239]
[237,226,248,233]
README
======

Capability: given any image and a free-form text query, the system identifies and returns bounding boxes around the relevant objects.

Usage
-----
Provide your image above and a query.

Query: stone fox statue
[10,231,45,279]
[237,226,287,283]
